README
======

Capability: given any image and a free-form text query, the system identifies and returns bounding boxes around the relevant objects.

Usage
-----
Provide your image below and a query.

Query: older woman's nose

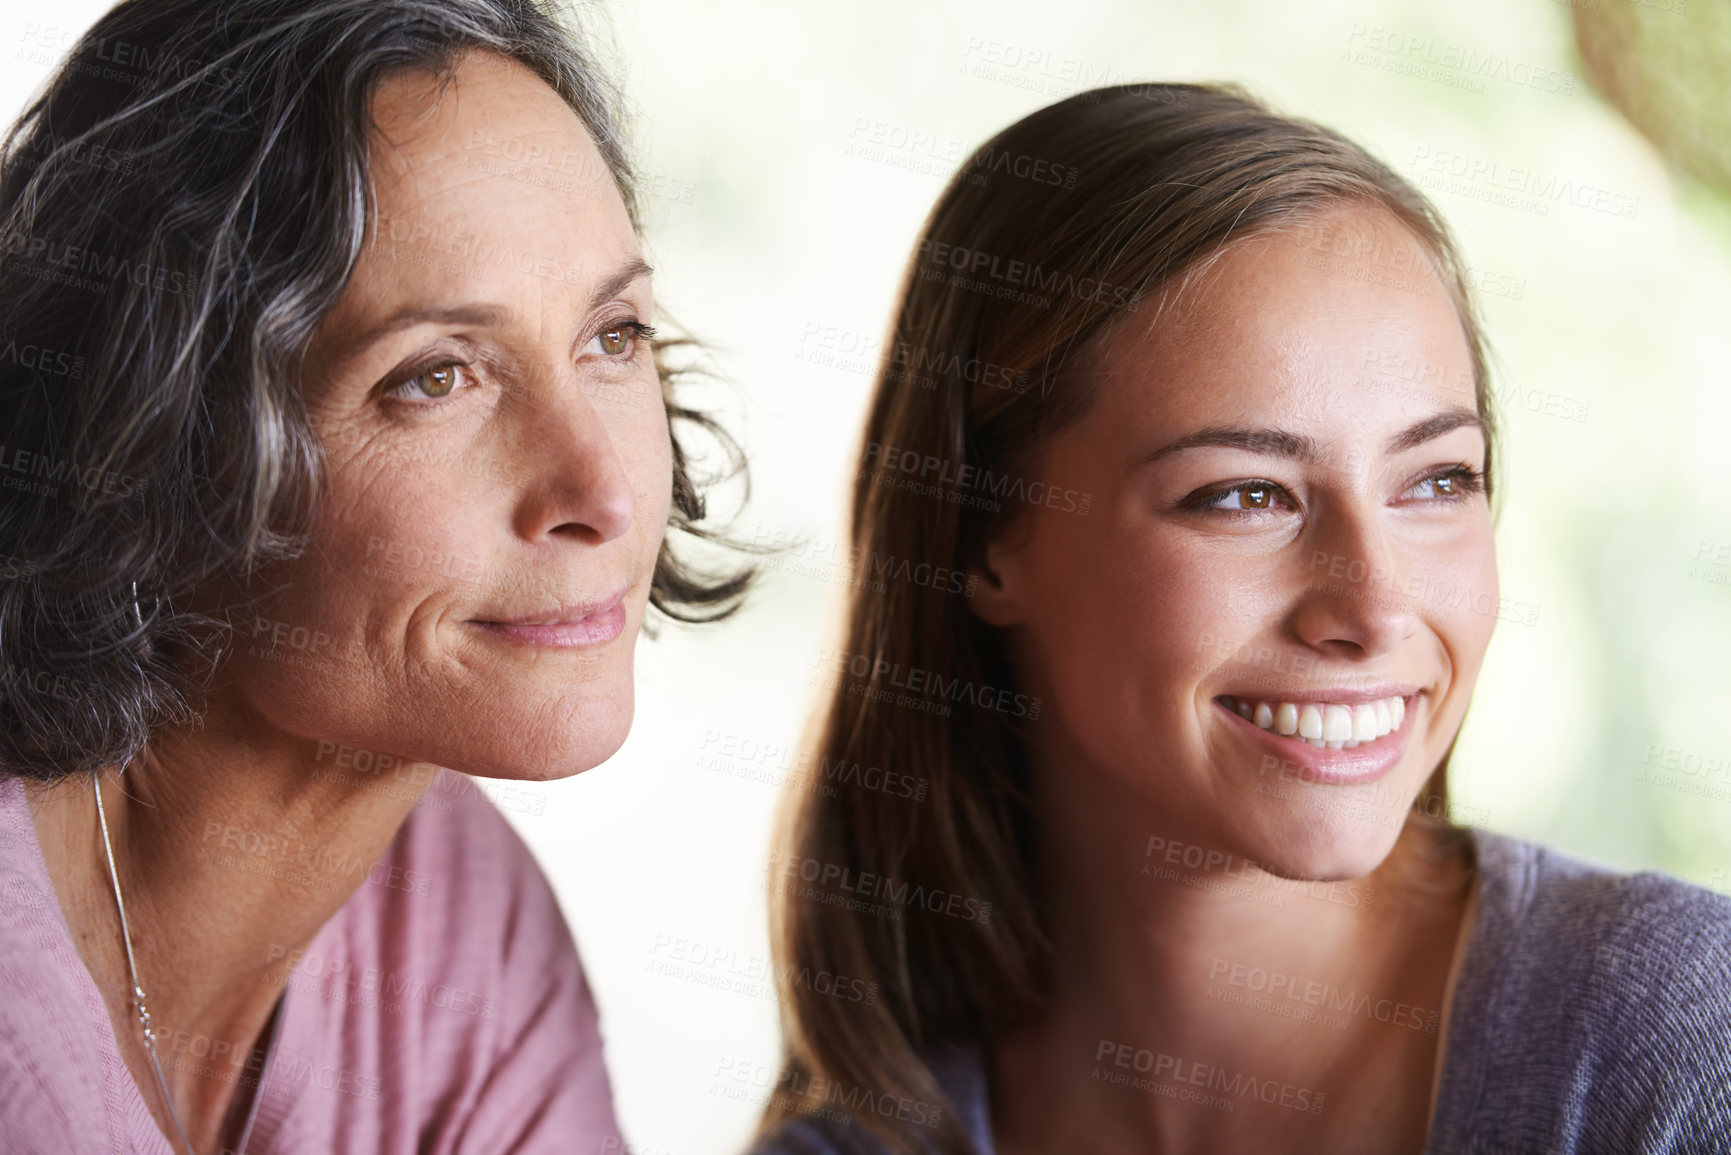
[508,388,638,546]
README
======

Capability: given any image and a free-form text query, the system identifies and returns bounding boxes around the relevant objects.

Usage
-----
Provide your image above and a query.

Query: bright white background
[6,1,1729,1151]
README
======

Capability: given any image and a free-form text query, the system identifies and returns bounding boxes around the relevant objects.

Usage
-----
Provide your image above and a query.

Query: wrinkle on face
[225,50,669,783]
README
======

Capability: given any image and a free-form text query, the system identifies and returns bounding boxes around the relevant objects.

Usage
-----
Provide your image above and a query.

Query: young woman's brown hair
[758,82,1498,1153]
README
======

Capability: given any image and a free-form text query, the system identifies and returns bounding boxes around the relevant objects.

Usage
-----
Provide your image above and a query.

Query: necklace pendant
[134,990,155,1040]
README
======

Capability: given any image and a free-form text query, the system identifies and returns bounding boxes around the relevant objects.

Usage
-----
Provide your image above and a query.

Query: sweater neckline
[943,824,1518,1153]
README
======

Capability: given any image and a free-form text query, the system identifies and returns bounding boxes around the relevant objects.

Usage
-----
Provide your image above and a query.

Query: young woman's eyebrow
[1139,408,1484,467]
[1385,408,1483,454]
[1140,426,1323,466]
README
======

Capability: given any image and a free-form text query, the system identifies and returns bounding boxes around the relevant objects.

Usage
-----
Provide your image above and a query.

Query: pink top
[0,772,622,1154]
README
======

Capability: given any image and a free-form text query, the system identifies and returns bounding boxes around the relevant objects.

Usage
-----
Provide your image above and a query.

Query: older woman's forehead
[370,50,603,174]
[314,54,644,351]
[371,56,626,235]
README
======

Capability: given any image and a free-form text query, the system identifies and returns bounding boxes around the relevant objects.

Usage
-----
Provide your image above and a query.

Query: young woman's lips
[1214,692,1422,786]
[470,590,628,649]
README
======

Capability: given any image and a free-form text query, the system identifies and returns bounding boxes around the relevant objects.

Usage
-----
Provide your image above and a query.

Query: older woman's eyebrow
[341,257,653,355]
[351,302,510,350]
[587,256,653,311]
[1140,408,1484,467]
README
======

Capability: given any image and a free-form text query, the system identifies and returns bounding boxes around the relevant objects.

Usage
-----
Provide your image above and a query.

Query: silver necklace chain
[100,589,269,1153]
[94,776,199,1155]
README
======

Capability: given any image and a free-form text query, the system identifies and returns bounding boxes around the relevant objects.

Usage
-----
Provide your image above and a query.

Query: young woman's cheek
[1420,521,1500,671]
[1030,515,1237,740]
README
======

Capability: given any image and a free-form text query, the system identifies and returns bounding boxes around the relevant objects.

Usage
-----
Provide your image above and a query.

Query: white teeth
[1226,694,1414,747]
[1274,702,1298,736]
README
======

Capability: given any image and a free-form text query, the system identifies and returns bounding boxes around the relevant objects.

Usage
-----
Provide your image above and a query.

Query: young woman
[751,85,1731,1154]
[0,1,745,1151]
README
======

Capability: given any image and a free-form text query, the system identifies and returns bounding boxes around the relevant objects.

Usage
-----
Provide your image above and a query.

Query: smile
[1217,694,1410,749]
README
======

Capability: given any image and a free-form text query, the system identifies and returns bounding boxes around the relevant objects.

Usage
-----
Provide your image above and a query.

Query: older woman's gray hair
[0,0,748,782]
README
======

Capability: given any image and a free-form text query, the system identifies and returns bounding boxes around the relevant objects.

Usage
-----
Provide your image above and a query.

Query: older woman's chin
[454,686,638,782]
[315,672,641,785]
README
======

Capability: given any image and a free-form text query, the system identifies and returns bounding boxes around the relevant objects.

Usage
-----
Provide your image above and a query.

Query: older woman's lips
[470,591,628,648]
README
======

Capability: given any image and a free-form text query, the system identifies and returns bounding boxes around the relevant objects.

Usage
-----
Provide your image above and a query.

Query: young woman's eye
[1402,466,1485,502]
[1185,480,1294,514]
[387,362,471,402]
[588,320,655,358]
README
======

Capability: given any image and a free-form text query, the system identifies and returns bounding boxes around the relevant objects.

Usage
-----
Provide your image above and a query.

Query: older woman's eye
[588,320,655,359]
[389,362,468,401]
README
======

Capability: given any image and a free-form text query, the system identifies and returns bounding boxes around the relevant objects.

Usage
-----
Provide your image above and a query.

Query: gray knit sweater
[749,827,1731,1154]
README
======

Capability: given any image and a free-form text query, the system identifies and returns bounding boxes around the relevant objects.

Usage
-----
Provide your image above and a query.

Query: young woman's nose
[1288,502,1417,660]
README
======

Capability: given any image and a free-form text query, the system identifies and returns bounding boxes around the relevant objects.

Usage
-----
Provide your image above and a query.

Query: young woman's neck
[990,746,1474,1152]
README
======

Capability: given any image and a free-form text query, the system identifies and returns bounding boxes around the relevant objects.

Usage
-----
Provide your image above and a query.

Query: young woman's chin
[1149,784,1413,882]
[1243,816,1406,882]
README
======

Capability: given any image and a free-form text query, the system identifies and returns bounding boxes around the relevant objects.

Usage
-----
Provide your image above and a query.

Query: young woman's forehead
[1086,222,1472,428]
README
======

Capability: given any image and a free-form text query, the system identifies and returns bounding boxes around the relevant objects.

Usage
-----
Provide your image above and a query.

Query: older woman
[0,1,744,1152]
[751,85,1731,1154]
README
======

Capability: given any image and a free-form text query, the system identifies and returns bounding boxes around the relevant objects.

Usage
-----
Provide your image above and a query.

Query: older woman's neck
[22,685,437,1145]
